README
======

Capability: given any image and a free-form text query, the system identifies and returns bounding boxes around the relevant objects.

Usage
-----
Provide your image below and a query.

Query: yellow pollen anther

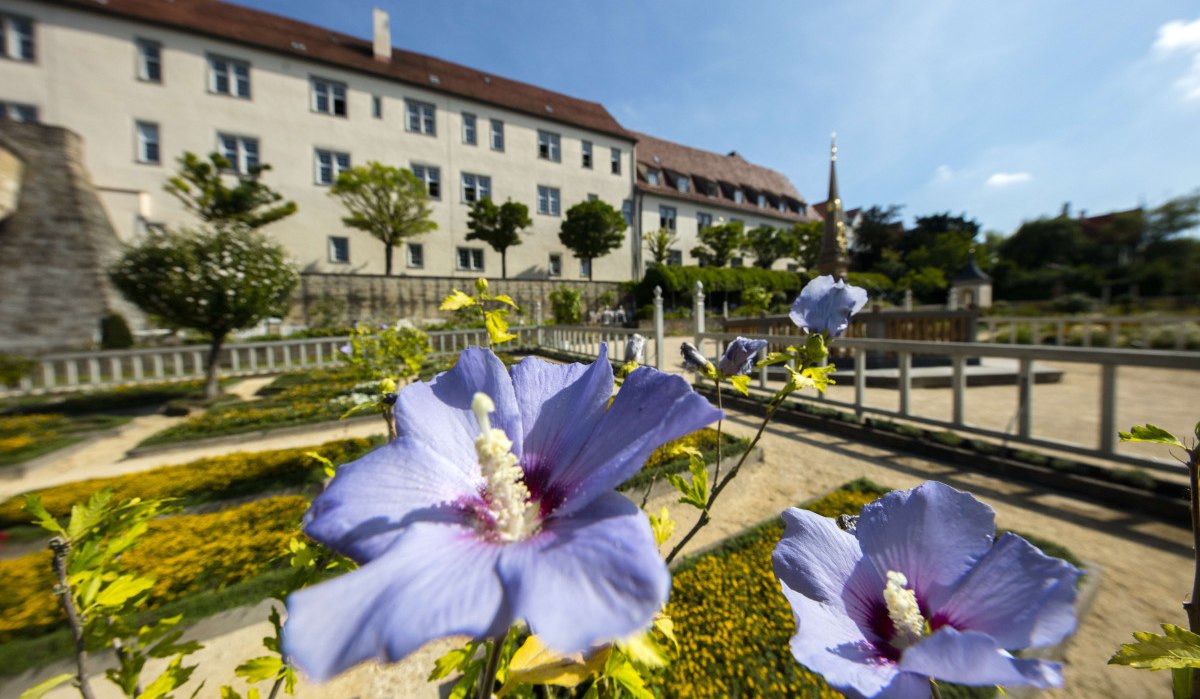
[883,571,926,649]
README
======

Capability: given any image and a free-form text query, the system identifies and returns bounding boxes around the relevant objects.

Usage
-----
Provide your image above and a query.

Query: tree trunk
[588,257,594,281]
[385,244,394,276]
[204,334,225,400]
[501,251,507,280]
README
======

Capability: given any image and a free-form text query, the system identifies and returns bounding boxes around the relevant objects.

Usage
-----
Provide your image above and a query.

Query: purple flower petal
[283,522,507,682]
[789,275,869,337]
[900,627,1063,689]
[933,532,1080,649]
[303,437,481,562]
[779,585,898,698]
[874,672,932,699]
[510,346,614,505]
[855,482,995,607]
[717,337,768,376]
[773,508,881,618]
[547,366,723,516]
[393,346,522,466]
[498,492,669,652]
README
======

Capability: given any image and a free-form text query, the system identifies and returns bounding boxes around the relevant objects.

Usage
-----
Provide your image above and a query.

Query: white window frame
[461,173,491,203]
[1,14,35,62]
[208,55,250,98]
[406,99,436,135]
[136,38,161,83]
[490,119,505,151]
[411,164,441,199]
[677,174,689,193]
[733,189,745,204]
[456,247,484,272]
[462,112,477,145]
[537,130,561,162]
[311,77,347,116]
[659,205,676,230]
[217,133,259,174]
[135,121,160,164]
[581,140,593,169]
[537,185,561,216]
[328,236,350,264]
[314,148,351,185]
[697,212,713,230]
[407,243,425,269]
[0,101,38,123]
[646,169,660,186]
[756,193,767,207]
[610,147,621,175]
[579,258,592,278]
[548,253,562,277]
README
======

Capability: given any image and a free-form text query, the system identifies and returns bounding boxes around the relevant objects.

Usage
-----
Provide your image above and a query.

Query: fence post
[535,301,544,349]
[951,355,966,425]
[693,281,705,353]
[898,351,911,415]
[1099,364,1117,455]
[854,347,866,417]
[1018,358,1033,438]
[653,285,665,370]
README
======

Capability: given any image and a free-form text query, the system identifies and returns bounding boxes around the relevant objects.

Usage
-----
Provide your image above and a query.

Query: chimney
[372,8,391,63]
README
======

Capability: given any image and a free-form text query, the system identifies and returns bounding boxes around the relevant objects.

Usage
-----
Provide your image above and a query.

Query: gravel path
[3,368,1196,698]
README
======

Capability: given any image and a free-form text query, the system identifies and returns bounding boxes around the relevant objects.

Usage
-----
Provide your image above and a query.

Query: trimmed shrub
[549,286,583,325]
[100,313,134,349]
[635,264,806,307]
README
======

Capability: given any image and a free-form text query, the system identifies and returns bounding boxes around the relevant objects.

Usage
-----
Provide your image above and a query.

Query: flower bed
[0,413,130,468]
[0,437,379,530]
[621,427,748,493]
[0,495,307,643]
[655,479,1080,699]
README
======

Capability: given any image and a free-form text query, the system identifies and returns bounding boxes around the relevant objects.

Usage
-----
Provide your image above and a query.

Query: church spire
[817,132,849,278]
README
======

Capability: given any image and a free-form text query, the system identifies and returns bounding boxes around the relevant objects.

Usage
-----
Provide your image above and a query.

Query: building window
[580,258,591,278]
[457,247,484,271]
[733,189,745,204]
[587,193,598,202]
[0,102,38,122]
[406,99,436,135]
[1,14,34,62]
[581,141,593,169]
[411,164,441,199]
[135,121,160,164]
[462,112,477,145]
[136,39,161,83]
[372,95,382,118]
[217,133,259,173]
[548,254,562,277]
[731,256,745,268]
[461,173,491,203]
[311,77,347,116]
[797,202,807,215]
[537,186,561,216]
[314,149,350,185]
[622,199,633,225]
[537,130,561,161]
[646,169,660,186]
[659,206,676,230]
[208,55,250,98]
[667,249,683,266]
[407,243,424,269]
[778,200,787,213]
[697,212,713,230]
[328,236,350,264]
[610,147,621,175]
[490,119,505,151]
[676,174,690,193]
[756,193,767,208]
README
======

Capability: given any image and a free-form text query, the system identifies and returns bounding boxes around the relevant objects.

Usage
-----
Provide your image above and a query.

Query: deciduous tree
[465,197,531,279]
[691,220,746,267]
[164,151,297,231]
[559,200,627,280]
[330,162,437,276]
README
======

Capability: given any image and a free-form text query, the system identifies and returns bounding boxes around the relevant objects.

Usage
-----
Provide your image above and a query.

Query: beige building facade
[0,0,810,283]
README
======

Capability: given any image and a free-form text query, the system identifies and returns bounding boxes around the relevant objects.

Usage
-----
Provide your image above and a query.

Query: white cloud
[933,164,954,182]
[985,172,1032,187]
[1153,17,1200,100]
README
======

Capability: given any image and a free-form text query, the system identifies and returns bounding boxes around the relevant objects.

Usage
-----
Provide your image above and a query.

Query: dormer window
[646,169,660,186]
[757,193,766,207]
[676,174,689,193]
[733,189,745,204]
[778,200,787,213]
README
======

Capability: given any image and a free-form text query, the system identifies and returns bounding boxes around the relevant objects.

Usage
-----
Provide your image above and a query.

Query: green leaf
[139,655,198,699]
[429,641,480,681]
[491,294,519,309]
[603,655,654,699]
[95,574,155,609]
[801,364,838,394]
[728,375,751,397]
[18,673,75,699]
[1118,424,1184,448]
[759,350,795,366]
[236,656,283,684]
[647,506,675,548]
[440,289,477,311]
[67,488,115,541]
[485,311,518,346]
[1109,625,1200,669]
[22,495,65,536]
[1175,667,1194,699]
[339,401,381,420]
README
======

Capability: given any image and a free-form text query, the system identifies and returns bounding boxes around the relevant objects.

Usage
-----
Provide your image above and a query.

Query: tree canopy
[645,227,679,265]
[164,151,297,231]
[330,162,437,275]
[742,225,796,269]
[558,199,627,280]
[691,220,746,267]
[466,197,532,279]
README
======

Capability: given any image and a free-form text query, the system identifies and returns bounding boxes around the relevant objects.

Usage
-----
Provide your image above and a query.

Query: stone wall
[290,273,626,326]
[0,122,142,353]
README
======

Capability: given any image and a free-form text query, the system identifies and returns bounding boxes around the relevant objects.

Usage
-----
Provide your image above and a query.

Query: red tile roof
[632,131,810,222]
[47,0,633,141]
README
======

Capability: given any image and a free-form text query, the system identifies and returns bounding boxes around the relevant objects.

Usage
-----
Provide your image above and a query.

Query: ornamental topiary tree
[559,199,627,280]
[691,220,746,267]
[164,152,298,231]
[742,225,796,269]
[645,227,679,265]
[109,226,299,399]
[466,197,532,279]
[329,162,437,276]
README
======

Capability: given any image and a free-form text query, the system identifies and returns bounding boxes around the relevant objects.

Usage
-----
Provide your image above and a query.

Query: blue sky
[231,0,1200,235]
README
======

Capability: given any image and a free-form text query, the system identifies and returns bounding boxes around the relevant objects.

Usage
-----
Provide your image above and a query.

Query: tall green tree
[645,227,679,265]
[329,162,437,276]
[559,199,627,280]
[742,225,796,269]
[850,205,905,272]
[791,220,824,271]
[691,220,746,267]
[164,151,297,230]
[110,227,298,399]
[1145,190,1200,246]
[999,215,1089,269]
[466,197,531,279]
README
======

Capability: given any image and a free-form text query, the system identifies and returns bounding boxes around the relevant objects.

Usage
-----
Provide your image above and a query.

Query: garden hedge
[635,265,808,306]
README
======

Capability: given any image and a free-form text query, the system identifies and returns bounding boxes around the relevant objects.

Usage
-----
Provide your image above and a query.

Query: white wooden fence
[981,314,1199,350]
